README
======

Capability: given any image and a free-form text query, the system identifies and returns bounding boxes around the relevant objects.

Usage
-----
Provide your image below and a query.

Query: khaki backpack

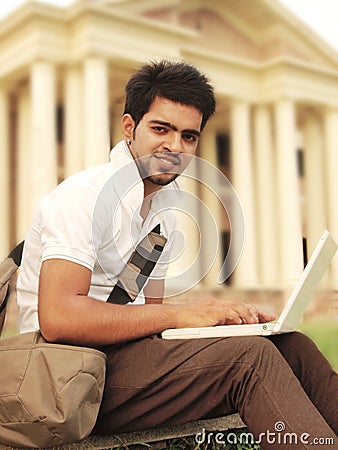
[0,243,107,448]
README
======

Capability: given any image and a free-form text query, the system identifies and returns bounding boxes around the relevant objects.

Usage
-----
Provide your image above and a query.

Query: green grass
[300,318,338,370]
[116,429,261,449]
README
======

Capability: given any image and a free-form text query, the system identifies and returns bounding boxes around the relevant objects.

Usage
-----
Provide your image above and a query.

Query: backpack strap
[1,225,167,332]
[8,241,24,267]
[107,224,167,305]
[0,242,24,335]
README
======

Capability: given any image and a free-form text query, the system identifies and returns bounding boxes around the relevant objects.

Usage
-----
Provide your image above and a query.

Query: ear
[121,114,135,141]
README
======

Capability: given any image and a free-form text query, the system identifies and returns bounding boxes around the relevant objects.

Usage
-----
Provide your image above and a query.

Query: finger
[258,311,276,323]
[242,303,260,323]
[229,302,259,324]
[220,307,242,325]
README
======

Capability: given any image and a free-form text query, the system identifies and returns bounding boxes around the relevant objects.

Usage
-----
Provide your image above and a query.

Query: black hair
[123,60,216,131]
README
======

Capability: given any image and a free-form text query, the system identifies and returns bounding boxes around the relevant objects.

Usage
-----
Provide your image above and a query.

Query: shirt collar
[109,140,181,212]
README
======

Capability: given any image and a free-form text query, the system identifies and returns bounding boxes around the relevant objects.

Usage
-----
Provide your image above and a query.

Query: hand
[172,297,276,329]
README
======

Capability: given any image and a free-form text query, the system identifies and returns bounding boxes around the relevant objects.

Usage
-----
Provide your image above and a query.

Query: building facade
[1,0,338,293]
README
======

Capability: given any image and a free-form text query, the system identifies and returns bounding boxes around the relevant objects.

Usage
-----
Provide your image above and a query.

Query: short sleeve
[39,186,98,270]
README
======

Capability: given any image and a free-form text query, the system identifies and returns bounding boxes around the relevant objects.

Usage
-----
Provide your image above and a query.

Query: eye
[152,126,168,133]
[183,133,198,143]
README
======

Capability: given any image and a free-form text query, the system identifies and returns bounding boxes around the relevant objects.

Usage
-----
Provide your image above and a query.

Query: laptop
[162,230,337,340]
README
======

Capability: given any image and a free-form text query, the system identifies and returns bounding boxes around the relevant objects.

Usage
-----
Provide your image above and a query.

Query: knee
[291,331,318,352]
[274,331,319,356]
[233,336,283,368]
[196,336,282,370]
[282,330,311,345]
[269,331,325,376]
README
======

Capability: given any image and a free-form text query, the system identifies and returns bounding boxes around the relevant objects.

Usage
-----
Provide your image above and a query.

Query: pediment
[101,0,338,71]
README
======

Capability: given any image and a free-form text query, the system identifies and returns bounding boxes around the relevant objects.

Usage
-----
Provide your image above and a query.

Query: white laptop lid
[162,231,337,339]
[274,230,337,332]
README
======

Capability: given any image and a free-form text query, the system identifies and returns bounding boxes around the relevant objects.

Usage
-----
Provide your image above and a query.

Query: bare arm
[38,259,275,346]
[38,259,176,345]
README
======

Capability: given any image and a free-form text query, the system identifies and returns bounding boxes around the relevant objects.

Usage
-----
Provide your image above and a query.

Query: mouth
[154,153,180,171]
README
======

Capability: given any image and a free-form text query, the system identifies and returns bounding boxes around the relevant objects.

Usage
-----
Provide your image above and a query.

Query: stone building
[1,0,337,294]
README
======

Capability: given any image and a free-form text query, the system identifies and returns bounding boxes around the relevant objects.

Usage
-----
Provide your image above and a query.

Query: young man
[17,61,337,448]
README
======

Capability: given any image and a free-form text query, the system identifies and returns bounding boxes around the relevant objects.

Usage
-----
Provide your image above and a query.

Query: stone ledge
[0,414,245,449]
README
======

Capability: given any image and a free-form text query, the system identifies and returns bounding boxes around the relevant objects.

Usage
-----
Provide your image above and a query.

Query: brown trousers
[93,332,338,449]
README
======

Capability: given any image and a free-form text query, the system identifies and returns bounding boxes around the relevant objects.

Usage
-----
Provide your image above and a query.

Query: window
[216,133,230,168]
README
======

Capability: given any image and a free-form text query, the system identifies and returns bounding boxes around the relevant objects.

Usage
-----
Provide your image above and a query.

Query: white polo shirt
[17,140,178,333]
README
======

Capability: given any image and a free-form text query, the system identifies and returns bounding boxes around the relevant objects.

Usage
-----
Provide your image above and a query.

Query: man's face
[122,97,202,194]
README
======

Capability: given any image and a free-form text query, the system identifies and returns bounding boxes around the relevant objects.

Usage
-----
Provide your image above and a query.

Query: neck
[143,179,162,198]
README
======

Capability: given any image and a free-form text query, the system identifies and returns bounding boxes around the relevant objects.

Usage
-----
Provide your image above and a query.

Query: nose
[164,132,182,153]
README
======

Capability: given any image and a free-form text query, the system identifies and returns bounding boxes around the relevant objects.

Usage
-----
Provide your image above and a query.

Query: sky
[0,0,338,52]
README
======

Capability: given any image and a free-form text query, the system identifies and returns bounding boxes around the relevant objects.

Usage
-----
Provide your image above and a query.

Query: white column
[199,131,223,287]
[0,87,10,257]
[64,66,84,177]
[303,112,326,255]
[83,58,110,167]
[324,107,338,288]
[274,100,303,285]
[253,105,278,287]
[16,88,32,241]
[230,101,258,287]
[165,171,202,295]
[30,62,58,214]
